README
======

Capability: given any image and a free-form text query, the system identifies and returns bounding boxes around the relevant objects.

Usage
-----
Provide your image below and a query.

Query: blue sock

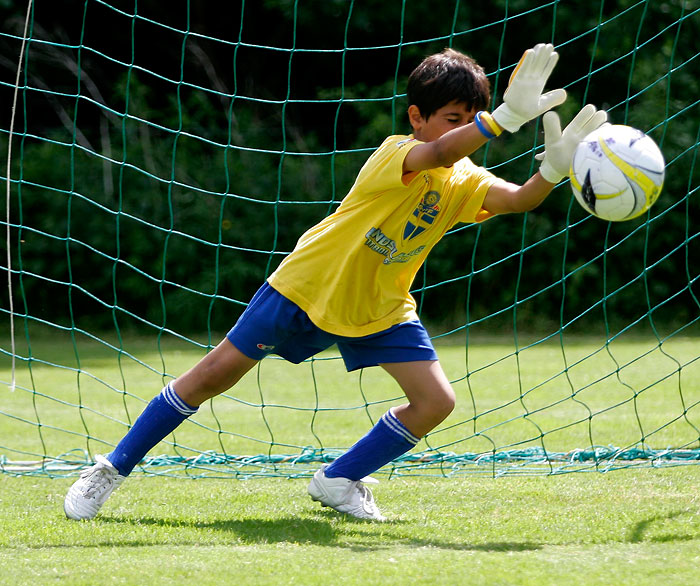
[107,382,198,476]
[324,408,420,481]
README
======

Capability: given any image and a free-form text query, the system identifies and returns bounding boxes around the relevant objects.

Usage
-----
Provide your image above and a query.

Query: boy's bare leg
[379,360,456,437]
[174,338,259,406]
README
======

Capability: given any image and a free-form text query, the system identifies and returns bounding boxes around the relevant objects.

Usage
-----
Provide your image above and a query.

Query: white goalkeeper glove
[536,104,609,184]
[492,43,567,133]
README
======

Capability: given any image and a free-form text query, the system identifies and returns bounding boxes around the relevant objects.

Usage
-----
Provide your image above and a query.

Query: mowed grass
[1,469,700,585]
[2,327,700,464]
[1,329,700,584]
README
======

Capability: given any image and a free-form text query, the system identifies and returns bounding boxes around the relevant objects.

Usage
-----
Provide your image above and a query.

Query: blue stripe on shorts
[226,282,437,372]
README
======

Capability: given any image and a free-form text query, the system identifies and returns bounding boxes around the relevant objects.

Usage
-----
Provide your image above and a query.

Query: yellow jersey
[267,134,499,337]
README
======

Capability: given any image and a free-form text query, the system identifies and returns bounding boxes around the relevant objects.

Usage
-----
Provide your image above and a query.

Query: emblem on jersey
[403,191,441,241]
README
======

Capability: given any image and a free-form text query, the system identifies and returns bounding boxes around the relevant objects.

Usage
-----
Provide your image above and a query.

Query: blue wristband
[474,111,497,139]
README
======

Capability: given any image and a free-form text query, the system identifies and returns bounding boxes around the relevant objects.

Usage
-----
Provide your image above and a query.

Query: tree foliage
[1,0,697,334]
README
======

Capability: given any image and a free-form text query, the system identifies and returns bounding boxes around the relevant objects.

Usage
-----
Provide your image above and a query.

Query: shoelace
[80,465,115,499]
[354,483,381,517]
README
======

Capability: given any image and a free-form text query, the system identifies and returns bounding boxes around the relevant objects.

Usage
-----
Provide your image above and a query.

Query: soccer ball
[569,124,665,221]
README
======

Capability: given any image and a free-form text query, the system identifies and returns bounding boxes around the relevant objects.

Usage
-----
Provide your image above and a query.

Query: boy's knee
[418,384,455,423]
[435,385,456,418]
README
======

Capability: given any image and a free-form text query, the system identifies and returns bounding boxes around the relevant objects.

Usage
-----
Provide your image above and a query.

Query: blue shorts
[226,282,438,372]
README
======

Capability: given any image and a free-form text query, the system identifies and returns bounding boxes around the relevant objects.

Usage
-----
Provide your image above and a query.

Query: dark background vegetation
[1,0,698,340]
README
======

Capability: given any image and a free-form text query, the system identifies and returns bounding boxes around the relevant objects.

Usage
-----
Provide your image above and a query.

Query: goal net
[1,0,699,478]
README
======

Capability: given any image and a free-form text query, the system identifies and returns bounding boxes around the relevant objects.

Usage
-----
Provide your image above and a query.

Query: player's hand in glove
[536,104,609,184]
[492,43,567,133]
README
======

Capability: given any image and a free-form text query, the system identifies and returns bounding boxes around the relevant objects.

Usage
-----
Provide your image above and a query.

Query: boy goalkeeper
[64,43,606,521]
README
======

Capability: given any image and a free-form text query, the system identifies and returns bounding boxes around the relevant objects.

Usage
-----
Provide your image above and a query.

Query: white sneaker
[64,455,125,520]
[307,465,386,521]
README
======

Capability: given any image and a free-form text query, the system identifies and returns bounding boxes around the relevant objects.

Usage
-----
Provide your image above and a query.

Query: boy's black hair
[407,48,491,120]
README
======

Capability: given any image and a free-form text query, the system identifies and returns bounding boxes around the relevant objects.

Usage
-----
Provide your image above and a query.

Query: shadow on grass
[98,513,543,552]
[628,508,699,544]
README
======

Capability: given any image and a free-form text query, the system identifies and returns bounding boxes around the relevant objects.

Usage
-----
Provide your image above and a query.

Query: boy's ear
[407,105,424,132]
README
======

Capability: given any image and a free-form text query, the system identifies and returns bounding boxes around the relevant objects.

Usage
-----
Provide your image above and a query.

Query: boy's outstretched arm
[405,43,566,173]
[403,118,494,172]
[483,172,557,214]
[483,104,608,214]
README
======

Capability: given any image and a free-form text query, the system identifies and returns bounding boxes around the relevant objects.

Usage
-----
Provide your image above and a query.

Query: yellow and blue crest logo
[403,191,441,241]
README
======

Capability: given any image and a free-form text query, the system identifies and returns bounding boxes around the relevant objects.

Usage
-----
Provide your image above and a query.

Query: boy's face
[409,100,477,142]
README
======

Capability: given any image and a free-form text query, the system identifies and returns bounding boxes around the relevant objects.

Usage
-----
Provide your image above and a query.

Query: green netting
[1,0,699,479]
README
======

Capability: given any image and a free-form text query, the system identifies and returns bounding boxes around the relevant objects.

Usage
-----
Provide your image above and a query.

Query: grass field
[1,330,699,584]
[2,327,700,470]
[1,469,699,585]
